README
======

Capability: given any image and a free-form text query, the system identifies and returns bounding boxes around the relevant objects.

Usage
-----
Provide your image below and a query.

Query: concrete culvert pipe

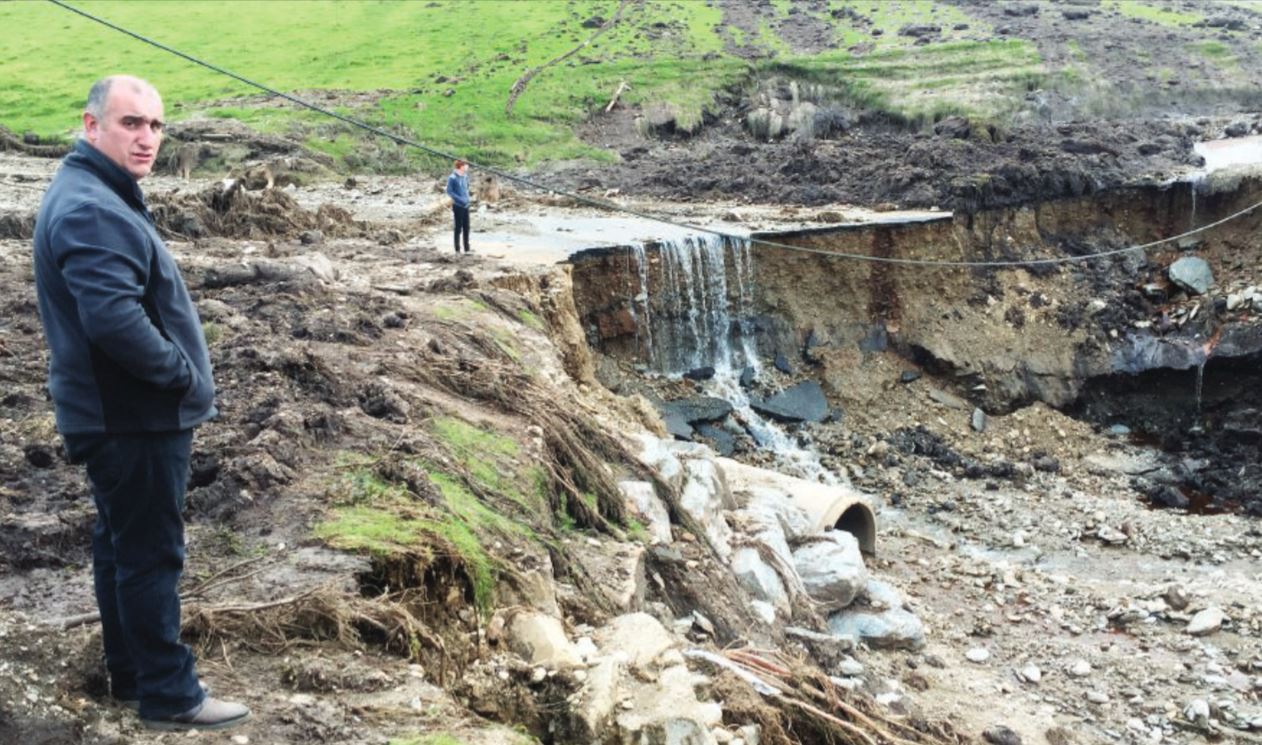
[716,458,877,556]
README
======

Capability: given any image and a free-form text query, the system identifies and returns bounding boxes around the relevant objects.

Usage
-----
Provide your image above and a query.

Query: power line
[46,0,1262,269]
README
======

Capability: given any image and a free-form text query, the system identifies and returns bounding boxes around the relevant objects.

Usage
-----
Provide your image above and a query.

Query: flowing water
[630,234,835,483]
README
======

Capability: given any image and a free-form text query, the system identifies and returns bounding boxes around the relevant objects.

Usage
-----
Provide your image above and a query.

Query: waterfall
[631,233,836,483]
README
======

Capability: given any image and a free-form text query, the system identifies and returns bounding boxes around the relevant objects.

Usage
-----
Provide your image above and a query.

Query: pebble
[966,647,991,663]
[1069,660,1092,677]
[1019,664,1042,684]
[838,657,864,676]
[231,737,250,745]
[1184,698,1210,723]
[1086,690,1110,704]
[982,725,1023,745]
[1186,607,1225,636]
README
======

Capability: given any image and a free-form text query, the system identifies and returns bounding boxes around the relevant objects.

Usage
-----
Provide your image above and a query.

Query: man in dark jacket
[446,158,471,253]
[32,75,249,731]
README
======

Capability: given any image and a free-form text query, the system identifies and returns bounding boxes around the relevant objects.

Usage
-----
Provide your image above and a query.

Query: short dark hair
[454,159,466,169]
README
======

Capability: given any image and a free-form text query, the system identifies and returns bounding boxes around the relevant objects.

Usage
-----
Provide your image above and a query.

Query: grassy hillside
[0,0,740,168]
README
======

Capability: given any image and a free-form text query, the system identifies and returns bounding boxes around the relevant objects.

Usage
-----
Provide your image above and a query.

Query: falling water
[633,233,835,483]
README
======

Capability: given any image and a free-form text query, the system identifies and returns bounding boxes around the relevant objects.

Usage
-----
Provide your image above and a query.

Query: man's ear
[83,112,99,144]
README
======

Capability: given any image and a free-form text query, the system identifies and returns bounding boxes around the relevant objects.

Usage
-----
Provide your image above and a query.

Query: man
[446,158,471,253]
[32,75,249,731]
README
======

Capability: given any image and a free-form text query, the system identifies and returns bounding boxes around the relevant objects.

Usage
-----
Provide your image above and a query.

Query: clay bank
[567,173,1262,516]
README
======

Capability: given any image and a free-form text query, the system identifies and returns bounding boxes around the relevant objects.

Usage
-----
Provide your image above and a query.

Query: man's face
[457,164,468,176]
[84,83,164,180]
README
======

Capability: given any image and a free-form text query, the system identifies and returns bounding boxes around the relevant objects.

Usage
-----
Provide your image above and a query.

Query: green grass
[1106,0,1203,27]
[0,0,735,169]
[827,0,985,50]
[517,309,545,331]
[771,39,1044,126]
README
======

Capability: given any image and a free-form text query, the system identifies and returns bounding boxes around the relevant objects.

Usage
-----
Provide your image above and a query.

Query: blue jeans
[452,204,470,252]
[64,430,205,719]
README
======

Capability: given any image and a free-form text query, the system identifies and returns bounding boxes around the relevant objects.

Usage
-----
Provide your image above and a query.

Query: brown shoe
[141,697,250,731]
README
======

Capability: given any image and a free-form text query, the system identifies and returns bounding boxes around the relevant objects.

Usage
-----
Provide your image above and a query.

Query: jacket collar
[66,139,149,213]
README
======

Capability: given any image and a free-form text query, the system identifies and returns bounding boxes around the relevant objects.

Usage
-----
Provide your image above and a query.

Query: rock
[1086,690,1110,704]
[291,252,337,283]
[1186,607,1225,636]
[1184,698,1211,723]
[594,613,677,670]
[614,665,722,745]
[786,626,856,655]
[663,411,694,440]
[661,397,733,426]
[739,366,756,388]
[966,647,991,663]
[575,656,622,737]
[1096,525,1128,544]
[1169,256,1214,296]
[680,459,735,558]
[695,424,736,457]
[1225,120,1250,138]
[751,381,828,423]
[298,229,323,245]
[619,481,673,545]
[573,542,646,612]
[730,548,789,611]
[983,726,1022,745]
[827,600,925,651]
[1164,585,1190,611]
[773,352,793,374]
[1062,9,1090,20]
[508,612,582,669]
[933,116,971,140]
[1018,664,1042,684]
[792,531,867,612]
[928,387,969,410]
[1068,659,1092,677]
[684,366,716,381]
[899,370,922,384]
[898,24,940,37]
[971,408,987,433]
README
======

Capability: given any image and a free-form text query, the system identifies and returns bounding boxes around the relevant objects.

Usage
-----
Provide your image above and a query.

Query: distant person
[31,75,249,732]
[446,158,471,253]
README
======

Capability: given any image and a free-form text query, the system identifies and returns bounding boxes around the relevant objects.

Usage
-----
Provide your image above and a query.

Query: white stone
[730,547,789,611]
[619,480,673,545]
[593,613,676,670]
[750,600,778,625]
[508,611,582,669]
[1184,699,1211,723]
[1069,659,1092,677]
[1019,664,1042,684]
[838,657,864,676]
[745,488,814,541]
[827,607,925,651]
[575,636,599,662]
[231,737,250,745]
[575,657,623,738]
[1186,607,1225,636]
[792,531,868,612]
[1087,690,1110,704]
[966,647,990,663]
[680,459,735,559]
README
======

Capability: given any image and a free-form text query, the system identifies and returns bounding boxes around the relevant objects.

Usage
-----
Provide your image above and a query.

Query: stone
[663,411,694,440]
[773,352,793,374]
[292,252,336,283]
[1068,659,1092,677]
[899,370,922,384]
[971,408,987,433]
[1169,256,1214,296]
[575,656,622,738]
[1184,698,1210,723]
[1018,664,1041,684]
[661,397,733,426]
[966,647,991,663]
[827,607,925,651]
[508,612,582,669]
[898,24,941,37]
[749,601,777,625]
[572,542,646,612]
[1163,585,1190,611]
[680,459,735,558]
[684,366,716,381]
[298,229,323,245]
[751,381,829,423]
[983,726,1022,745]
[695,424,736,457]
[615,665,722,745]
[730,547,789,611]
[619,480,673,545]
[1062,9,1090,20]
[739,366,756,388]
[1086,690,1110,704]
[928,387,969,410]
[594,613,677,670]
[1186,607,1225,636]
[1096,525,1128,544]
[792,531,867,612]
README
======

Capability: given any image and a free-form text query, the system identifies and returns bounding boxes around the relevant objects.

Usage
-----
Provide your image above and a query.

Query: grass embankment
[770,39,1044,127]
[0,0,740,169]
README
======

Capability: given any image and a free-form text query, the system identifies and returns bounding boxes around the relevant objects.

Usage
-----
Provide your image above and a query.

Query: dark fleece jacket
[33,140,216,434]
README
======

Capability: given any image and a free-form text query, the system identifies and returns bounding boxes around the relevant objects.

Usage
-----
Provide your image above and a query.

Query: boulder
[792,531,868,611]
[508,611,582,668]
[827,607,925,651]
[680,459,735,558]
[1169,256,1213,295]
[615,665,722,745]
[661,397,734,425]
[618,480,673,545]
[695,423,736,457]
[751,381,828,423]
[594,612,677,670]
[730,547,790,611]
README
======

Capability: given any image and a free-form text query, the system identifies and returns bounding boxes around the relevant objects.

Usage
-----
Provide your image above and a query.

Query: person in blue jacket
[446,158,471,253]
[32,75,249,732]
